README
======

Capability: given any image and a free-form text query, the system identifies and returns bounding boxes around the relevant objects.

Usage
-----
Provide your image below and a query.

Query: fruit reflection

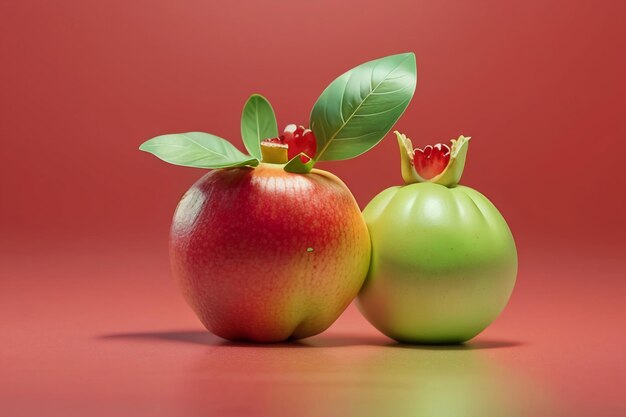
[182,336,561,417]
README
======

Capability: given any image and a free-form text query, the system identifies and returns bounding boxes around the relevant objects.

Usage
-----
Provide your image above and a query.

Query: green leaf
[284,153,315,173]
[241,94,278,159]
[310,53,417,161]
[139,132,259,169]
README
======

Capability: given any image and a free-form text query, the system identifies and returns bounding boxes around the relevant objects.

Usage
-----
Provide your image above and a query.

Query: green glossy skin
[357,183,517,344]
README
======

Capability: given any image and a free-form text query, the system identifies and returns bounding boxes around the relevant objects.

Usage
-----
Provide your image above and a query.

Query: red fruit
[263,124,317,162]
[413,143,451,180]
[169,164,371,342]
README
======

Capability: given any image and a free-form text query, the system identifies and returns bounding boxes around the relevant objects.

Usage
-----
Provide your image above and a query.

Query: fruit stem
[260,142,289,164]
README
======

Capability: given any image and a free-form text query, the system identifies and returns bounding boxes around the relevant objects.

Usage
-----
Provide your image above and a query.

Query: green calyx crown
[139,53,417,174]
[396,131,471,187]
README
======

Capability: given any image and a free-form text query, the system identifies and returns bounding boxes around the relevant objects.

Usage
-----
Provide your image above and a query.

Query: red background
[1,1,625,416]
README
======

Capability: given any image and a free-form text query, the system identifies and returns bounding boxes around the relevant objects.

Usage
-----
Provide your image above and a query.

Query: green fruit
[357,132,517,344]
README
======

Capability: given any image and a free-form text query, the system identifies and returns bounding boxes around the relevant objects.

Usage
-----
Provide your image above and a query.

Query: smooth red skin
[169,164,371,342]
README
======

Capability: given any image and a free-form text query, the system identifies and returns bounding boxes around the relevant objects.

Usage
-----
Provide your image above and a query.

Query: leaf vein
[182,134,230,158]
[315,54,412,161]
[353,99,410,117]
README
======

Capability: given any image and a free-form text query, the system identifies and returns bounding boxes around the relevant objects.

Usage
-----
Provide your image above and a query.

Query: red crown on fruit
[396,131,471,187]
[261,124,316,164]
